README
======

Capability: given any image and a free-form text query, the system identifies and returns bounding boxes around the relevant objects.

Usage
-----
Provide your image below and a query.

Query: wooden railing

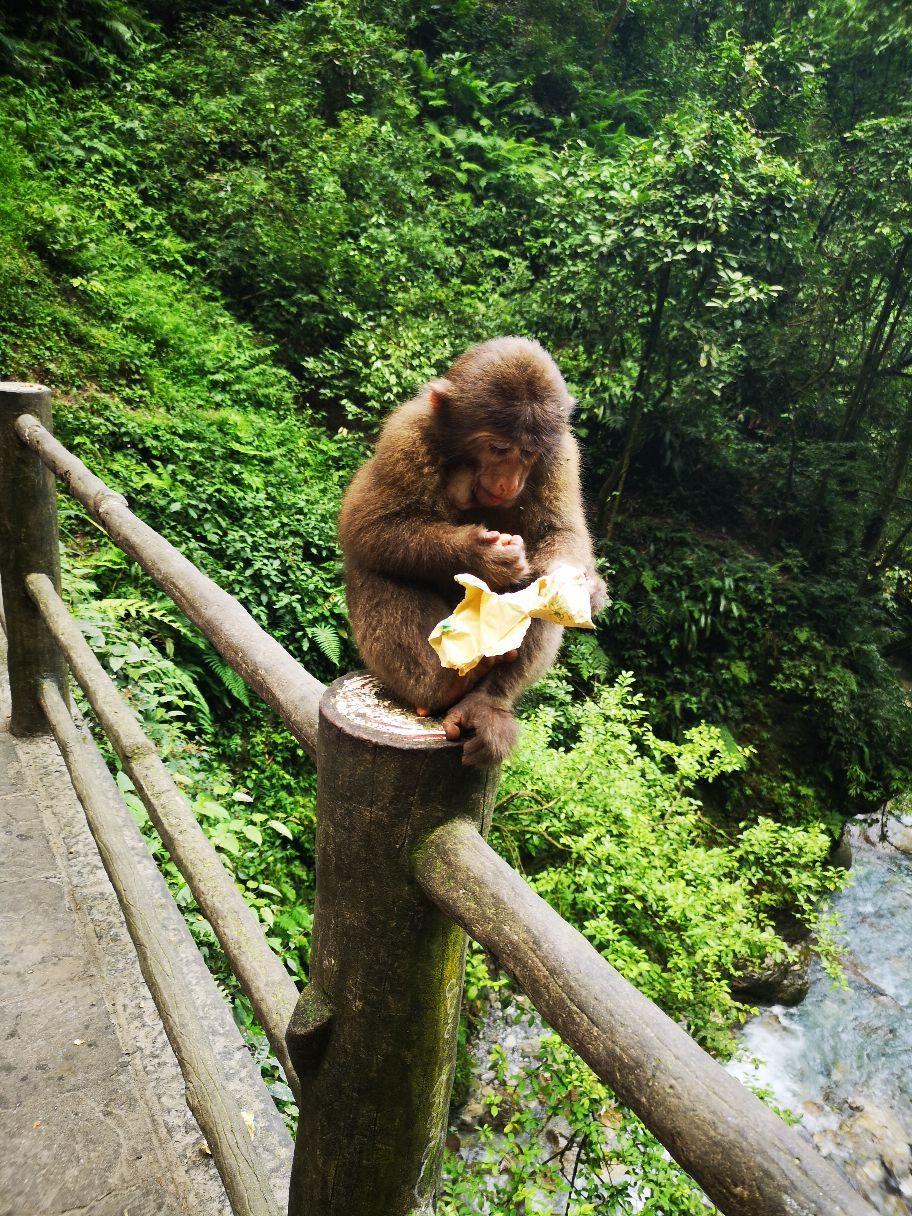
[0,381,877,1216]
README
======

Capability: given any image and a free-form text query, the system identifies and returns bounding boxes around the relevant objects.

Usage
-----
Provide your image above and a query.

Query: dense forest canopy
[1,0,910,1209]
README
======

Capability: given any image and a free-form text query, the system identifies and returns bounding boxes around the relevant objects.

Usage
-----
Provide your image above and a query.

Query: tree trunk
[590,0,629,66]
[599,262,671,541]
[861,387,912,564]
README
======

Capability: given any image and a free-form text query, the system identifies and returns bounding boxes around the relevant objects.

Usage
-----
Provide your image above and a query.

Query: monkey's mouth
[475,484,516,508]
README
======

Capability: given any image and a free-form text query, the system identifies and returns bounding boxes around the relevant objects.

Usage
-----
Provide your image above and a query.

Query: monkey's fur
[339,336,605,766]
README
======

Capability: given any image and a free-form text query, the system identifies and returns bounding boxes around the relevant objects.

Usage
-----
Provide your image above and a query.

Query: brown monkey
[338,336,606,766]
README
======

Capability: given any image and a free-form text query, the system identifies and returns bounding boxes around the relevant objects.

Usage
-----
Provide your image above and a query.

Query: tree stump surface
[328,671,450,742]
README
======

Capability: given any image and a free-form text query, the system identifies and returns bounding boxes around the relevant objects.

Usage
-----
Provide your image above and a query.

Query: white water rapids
[729,815,912,1214]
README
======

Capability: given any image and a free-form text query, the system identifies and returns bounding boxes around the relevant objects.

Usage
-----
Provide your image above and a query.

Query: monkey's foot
[442,693,518,767]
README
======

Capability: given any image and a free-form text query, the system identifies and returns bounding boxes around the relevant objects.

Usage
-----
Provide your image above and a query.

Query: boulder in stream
[885,818,912,855]
[731,941,812,1006]
[855,810,912,855]
[835,1101,912,1212]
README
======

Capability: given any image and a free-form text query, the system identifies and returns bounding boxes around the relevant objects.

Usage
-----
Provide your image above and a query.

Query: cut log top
[0,381,50,394]
[321,672,454,750]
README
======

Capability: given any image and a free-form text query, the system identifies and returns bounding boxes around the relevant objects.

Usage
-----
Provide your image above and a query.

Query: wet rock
[830,832,853,871]
[839,1101,912,1210]
[543,1116,573,1151]
[855,810,912,854]
[455,1096,486,1130]
[885,817,912,855]
[731,941,811,1006]
[842,957,899,1002]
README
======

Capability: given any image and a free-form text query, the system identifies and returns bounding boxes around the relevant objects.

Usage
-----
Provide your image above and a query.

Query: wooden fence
[0,381,877,1216]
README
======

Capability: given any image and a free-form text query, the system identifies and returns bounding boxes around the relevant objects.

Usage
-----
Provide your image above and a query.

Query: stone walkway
[0,652,292,1216]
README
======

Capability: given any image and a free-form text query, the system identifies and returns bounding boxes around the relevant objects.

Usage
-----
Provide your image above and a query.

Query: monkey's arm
[339,466,517,587]
[521,436,606,609]
[526,523,597,575]
[348,515,486,583]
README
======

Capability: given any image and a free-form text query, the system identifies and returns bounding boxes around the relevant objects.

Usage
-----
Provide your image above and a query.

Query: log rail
[0,382,878,1216]
[13,405,323,758]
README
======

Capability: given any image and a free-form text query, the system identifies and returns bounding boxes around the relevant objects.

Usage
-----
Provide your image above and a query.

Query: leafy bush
[496,675,841,1052]
[442,1024,715,1215]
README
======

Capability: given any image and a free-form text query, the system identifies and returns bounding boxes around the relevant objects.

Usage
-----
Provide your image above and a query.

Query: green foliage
[497,676,841,1053]
[52,393,357,679]
[442,1026,715,1214]
[0,0,151,80]
[603,523,912,817]
[443,681,842,1208]
[525,107,805,449]
[5,8,517,421]
[0,97,300,416]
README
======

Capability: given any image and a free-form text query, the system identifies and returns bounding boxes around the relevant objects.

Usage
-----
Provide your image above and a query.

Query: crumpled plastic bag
[428,564,595,676]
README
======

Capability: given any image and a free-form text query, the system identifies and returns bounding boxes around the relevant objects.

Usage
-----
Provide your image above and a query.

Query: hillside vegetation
[2,1,910,1209]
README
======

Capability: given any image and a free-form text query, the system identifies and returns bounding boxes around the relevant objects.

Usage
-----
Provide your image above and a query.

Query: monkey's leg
[442,619,564,766]
[347,572,469,711]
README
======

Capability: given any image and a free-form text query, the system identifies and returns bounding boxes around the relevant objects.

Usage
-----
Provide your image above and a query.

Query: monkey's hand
[588,571,609,615]
[544,557,608,616]
[443,691,518,767]
[476,530,531,591]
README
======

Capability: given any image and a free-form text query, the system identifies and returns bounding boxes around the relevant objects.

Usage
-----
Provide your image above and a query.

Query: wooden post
[286,674,500,1216]
[0,383,67,733]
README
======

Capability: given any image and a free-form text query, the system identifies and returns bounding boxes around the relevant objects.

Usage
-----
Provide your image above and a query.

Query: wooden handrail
[413,816,878,1216]
[14,412,324,758]
[26,572,301,1098]
[40,678,284,1216]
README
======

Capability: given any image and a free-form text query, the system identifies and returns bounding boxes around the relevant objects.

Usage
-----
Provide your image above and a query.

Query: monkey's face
[447,432,536,511]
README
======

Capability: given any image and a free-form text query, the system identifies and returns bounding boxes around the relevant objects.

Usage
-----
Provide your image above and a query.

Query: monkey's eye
[489,443,511,457]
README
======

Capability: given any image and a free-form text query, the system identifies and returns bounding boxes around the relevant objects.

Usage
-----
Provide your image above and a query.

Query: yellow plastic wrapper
[429,564,596,676]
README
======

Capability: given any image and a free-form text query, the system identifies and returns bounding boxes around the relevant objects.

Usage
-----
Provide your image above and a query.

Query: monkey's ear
[428,378,455,409]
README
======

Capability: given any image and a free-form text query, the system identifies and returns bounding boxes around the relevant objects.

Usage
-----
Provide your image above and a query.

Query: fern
[308,624,342,668]
[566,631,611,679]
[201,644,252,706]
[635,600,661,637]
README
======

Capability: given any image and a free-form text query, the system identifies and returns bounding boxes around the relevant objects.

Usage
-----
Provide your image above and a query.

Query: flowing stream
[458,813,912,1213]
[729,814,912,1214]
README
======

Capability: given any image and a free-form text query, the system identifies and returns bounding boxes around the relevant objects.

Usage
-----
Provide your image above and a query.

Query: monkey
[338,336,607,767]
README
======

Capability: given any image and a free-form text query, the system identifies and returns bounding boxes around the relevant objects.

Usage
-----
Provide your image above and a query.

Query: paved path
[0,654,292,1216]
